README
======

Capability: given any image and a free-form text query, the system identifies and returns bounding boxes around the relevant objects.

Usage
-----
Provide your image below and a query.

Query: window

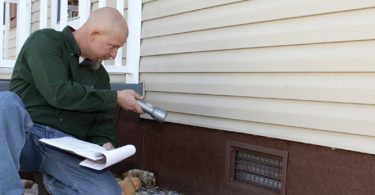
[9,3,16,28]
[68,0,79,18]
[57,0,79,22]
[2,3,17,28]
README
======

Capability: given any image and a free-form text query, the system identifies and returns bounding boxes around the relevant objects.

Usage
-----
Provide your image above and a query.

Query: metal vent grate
[225,141,288,195]
[234,150,282,192]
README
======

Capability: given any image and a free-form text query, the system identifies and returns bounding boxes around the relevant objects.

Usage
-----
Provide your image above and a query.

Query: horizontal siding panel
[105,0,129,9]
[142,0,243,21]
[32,11,40,23]
[8,50,16,58]
[141,73,375,105]
[31,23,40,33]
[143,0,155,3]
[160,112,375,155]
[31,0,40,12]
[9,30,16,39]
[141,8,375,56]
[146,92,375,137]
[7,30,16,59]
[141,41,375,72]
[142,0,375,38]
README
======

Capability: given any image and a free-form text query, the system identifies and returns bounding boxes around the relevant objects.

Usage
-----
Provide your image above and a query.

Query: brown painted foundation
[114,109,375,195]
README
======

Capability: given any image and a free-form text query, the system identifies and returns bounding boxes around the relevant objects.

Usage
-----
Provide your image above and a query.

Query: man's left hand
[102,142,114,150]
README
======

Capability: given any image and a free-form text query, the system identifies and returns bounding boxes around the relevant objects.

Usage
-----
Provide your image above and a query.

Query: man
[0,7,143,194]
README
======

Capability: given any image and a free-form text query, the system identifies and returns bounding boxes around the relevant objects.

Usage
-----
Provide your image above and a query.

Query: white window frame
[51,0,90,30]
[0,0,31,68]
[0,0,141,84]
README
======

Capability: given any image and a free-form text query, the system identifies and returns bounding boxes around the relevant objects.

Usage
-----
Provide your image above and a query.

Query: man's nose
[110,48,118,59]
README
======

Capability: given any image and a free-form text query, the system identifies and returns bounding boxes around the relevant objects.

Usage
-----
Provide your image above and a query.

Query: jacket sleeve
[86,65,117,146]
[87,108,117,146]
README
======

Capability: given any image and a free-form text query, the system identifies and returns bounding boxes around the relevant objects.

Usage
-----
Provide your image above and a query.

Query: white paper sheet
[39,136,136,170]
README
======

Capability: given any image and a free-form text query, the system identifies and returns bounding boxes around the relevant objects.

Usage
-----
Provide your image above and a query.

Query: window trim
[0,0,31,68]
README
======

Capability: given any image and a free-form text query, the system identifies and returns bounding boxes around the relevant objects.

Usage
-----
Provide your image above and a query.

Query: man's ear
[89,31,100,41]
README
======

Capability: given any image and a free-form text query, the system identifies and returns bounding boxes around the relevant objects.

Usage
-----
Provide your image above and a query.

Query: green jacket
[10,26,118,146]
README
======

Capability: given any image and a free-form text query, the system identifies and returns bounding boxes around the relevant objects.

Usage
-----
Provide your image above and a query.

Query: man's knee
[0,91,32,129]
[0,91,22,107]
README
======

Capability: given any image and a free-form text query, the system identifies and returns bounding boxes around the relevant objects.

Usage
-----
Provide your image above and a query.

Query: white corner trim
[125,0,142,84]
[16,0,32,55]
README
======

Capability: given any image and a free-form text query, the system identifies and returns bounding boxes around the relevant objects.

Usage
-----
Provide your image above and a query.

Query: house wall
[140,0,375,155]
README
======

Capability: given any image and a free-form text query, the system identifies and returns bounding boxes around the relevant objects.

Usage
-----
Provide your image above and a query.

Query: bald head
[86,7,128,36]
[83,7,128,42]
[74,7,128,60]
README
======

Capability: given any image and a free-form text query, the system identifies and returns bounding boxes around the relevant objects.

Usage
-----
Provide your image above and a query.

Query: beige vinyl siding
[140,0,375,154]
[0,28,17,79]
[7,28,16,59]
[30,0,53,33]
[31,0,41,32]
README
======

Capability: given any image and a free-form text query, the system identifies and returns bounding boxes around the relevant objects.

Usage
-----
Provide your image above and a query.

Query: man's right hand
[116,90,144,113]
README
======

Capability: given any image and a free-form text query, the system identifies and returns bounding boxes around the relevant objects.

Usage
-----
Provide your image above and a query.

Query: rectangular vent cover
[225,141,288,195]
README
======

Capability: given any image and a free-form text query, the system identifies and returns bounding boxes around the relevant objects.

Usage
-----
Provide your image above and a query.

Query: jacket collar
[62,26,81,57]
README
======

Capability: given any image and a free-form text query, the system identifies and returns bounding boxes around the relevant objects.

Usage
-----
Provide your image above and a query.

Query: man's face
[88,30,126,61]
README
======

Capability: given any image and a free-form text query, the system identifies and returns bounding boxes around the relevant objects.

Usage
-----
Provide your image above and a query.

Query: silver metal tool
[137,100,167,122]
